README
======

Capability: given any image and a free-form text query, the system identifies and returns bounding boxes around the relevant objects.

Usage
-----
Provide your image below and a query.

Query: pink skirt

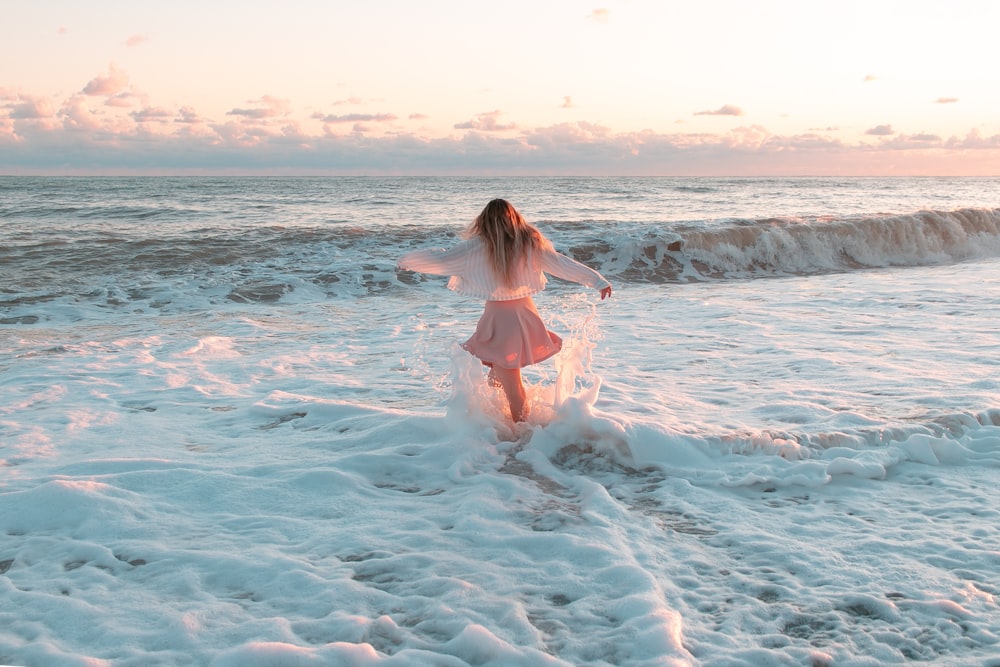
[463,297,562,369]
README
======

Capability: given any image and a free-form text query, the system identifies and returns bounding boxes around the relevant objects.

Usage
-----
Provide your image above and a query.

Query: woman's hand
[600,286,612,300]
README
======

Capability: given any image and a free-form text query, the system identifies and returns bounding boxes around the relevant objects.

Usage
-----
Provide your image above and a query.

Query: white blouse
[398,238,611,301]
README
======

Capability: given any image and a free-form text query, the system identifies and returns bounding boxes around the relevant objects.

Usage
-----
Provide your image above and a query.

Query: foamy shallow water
[3,253,999,665]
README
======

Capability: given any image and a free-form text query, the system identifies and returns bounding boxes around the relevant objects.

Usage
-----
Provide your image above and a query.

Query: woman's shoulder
[530,228,555,252]
[457,236,487,253]
[429,236,485,263]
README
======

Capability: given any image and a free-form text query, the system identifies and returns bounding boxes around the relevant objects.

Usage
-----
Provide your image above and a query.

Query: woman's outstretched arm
[538,247,612,296]
[397,240,473,276]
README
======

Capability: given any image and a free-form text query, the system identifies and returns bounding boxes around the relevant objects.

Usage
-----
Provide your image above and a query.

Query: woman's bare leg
[490,366,527,422]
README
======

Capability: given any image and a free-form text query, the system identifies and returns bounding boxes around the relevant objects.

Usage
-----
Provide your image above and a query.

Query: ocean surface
[2,176,999,666]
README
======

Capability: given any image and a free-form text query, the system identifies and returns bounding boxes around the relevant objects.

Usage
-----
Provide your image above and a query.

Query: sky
[2,0,999,176]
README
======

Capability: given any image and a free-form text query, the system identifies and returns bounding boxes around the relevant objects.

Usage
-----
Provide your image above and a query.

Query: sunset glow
[2,0,999,175]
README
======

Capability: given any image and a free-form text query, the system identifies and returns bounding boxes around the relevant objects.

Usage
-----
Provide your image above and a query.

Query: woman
[397,198,612,422]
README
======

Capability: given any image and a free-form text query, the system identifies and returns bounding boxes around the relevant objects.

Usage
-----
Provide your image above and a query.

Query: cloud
[695,104,744,117]
[865,124,895,136]
[947,128,1000,149]
[333,97,364,106]
[409,113,428,120]
[227,108,273,120]
[522,121,612,149]
[762,132,845,151]
[174,106,207,124]
[4,71,1000,176]
[934,97,959,104]
[877,133,948,150]
[311,112,398,123]
[130,107,173,123]
[58,93,130,133]
[106,92,142,108]
[125,34,149,48]
[561,96,574,109]
[588,8,610,23]
[454,110,517,131]
[82,65,130,96]
[864,74,878,82]
[9,96,56,119]
[226,96,291,119]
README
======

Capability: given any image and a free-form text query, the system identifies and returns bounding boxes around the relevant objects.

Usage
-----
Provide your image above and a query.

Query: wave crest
[578,208,1000,283]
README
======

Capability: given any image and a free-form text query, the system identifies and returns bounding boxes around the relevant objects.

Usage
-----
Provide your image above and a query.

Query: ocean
[1,176,999,666]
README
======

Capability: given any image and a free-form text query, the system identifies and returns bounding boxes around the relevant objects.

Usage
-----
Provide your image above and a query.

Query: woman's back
[467,198,552,288]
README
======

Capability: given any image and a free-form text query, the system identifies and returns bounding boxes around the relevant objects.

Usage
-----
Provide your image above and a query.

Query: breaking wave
[3,208,1000,312]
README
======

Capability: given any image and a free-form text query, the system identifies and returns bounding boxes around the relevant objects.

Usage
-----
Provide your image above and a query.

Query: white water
[2,177,999,666]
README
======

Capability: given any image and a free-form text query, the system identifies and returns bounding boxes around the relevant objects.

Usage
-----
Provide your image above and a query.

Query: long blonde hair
[466,199,552,287]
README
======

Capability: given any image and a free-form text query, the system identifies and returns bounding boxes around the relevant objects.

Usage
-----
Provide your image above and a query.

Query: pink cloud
[227,108,274,120]
[226,96,291,120]
[561,96,574,109]
[525,121,612,145]
[59,94,119,133]
[125,34,149,48]
[934,97,959,104]
[695,105,744,117]
[312,112,397,123]
[875,133,948,150]
[82,65,130,96]
[762,132,845,151]
[865,124,895,136]
[0,117,13,142]
[409,113,428,120]
[208,118,286,147]
[9,96,56,119]
[130,107,173,123]
[4,70,1000,176]
[454,111,517,131]
[175,107,206,124]
[720,125,771,149]
[106,92,141,108]
[864,74,878,82]
[946,129,1000,149]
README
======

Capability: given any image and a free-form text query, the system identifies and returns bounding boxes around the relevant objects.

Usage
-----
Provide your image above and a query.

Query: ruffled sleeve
[537,247,611,291]
[397,240,474,277]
